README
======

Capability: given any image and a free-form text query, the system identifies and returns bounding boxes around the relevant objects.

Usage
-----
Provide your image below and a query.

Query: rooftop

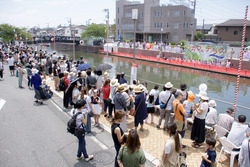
[216,19,250,27]
[196,24,213,30]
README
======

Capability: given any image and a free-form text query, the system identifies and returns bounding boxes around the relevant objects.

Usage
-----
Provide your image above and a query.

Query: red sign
[132,63,137,67]
[145,42,152,50]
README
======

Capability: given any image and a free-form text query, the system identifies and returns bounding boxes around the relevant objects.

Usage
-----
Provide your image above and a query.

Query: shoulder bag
[160,94,172,109]
[130,97,142,116]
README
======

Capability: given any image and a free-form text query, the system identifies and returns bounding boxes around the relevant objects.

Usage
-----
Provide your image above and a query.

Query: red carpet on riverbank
[99,50,250,78]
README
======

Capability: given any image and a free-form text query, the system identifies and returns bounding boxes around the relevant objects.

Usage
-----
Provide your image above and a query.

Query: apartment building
[116,0,196,43]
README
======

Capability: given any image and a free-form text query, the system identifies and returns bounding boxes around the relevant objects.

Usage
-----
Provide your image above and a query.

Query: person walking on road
[17,63,24,88]
[62,71,71,109]
[0,58,4,80]
[73,100,94,161]
[30,69,43,104]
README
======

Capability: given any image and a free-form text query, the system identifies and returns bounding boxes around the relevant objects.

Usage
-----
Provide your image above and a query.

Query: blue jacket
[31,74,42,90]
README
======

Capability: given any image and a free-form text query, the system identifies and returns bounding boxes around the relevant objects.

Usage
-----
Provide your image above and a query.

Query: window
[154,23,156,28]
[158,11,160,17]
[166,34,169,40]
[160,23,162,28]
[226,27,229,31]
[234,31,238,35]
[141,12,144,17]
[117,18,119,24]
[161,10,162,17]
[118,29,119,35]
[173,23,179,29]
[186,23,189,28]
[125,13,132,17]
[157,23,159,28]
[172,34,178,42]
[240,28,243,31]
[166,23,169,29]
[173,11,180,17]
[155,10,157,17]
[167,11,170,17]
[183,23,185,29]
[138,23,143,30]
[118,7,119,14]
[184,10,186,16]
[138,12,140,17]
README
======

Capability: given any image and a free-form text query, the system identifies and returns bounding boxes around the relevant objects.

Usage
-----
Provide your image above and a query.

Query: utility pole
[104,9,109,56]
[73,24,75,62]
[202,19,205,40]
[191,0,196,43]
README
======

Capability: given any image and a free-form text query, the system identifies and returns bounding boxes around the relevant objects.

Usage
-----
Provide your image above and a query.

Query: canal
[43,45,250,119]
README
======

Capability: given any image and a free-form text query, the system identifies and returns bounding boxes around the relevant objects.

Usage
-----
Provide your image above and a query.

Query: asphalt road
[0,67,155,167]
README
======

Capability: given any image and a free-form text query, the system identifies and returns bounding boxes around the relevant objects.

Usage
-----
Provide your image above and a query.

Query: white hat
[104,71,109,78]
[196,91,209,100]
[209,100,217,107]
[94,89,98,93]
[165,82,173,88]
[32,69,39,75]
[110,79,118,86]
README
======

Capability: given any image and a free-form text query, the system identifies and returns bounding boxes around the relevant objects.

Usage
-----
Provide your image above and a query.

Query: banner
[130,63,137,85]
[185,44,227,61]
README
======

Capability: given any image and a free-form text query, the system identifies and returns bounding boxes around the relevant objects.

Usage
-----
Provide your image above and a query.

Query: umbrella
[77,63,91,71]
[95,63,113,71]
[65,78,82,97]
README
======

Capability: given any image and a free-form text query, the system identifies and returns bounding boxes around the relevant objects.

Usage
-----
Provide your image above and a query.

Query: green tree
[194,31,203,41]
[110,24,116,37]
[0,24,32,42]
[81,24,106,39]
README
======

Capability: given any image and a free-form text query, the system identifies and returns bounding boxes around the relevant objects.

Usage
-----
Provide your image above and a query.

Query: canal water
[43,45,250,119]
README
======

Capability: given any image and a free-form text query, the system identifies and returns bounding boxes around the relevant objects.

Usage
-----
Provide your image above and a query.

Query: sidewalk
[45,75,234,167]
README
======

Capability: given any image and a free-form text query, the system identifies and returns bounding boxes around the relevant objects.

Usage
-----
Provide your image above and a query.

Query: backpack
[67,112,82,135]
[59,78,66,91]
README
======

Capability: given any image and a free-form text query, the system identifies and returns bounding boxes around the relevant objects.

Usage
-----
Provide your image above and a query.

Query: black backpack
[59,78,66,91]
[67,112,82,135]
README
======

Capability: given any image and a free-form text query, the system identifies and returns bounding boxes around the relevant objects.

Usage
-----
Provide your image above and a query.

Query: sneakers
[156,125,160,129]
[77,155,84,160]
[85,155,94,162]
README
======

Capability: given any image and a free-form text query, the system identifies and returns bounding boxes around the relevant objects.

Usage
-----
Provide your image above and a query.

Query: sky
[0,0,249,28]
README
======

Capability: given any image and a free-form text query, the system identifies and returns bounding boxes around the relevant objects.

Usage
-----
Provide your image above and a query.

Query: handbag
[130,98,142,116]
[103,87,112,104]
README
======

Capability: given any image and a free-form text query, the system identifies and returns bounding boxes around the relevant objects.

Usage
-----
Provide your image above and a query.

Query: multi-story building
[116,0,196,43]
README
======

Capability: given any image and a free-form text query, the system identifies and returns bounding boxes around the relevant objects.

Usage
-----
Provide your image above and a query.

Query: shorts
[147,107,155,113]
[9,66,14,71]
[54,76,59,82]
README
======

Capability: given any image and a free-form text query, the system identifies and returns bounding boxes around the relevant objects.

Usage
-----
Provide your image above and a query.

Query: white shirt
[227,122,250,147]
[52,54,58,60]
[96,75,104,90]
[216,113,235,131]
[183,100,194,114]
[7,58,14,66]
[122,92,130,106]
[0,62,3,70]
[239,138,250,167]
[82,95,92,111]
[205,107,217,125]
[41,58,46,66]
[72,88,80,104]
[195,102,208,119]
[149,89,160,102]
[159,90,175,110]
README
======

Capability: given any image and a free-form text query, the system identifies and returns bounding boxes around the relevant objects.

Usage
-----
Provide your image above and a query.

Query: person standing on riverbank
[31,69,43,104]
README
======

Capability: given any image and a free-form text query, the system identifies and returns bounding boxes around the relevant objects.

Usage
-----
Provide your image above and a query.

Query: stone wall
[55,43,102,53]
[118,47,185,59]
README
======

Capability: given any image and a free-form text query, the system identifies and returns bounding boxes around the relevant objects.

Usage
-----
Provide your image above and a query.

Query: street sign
[118,35,121,42]
[130,63,137,85]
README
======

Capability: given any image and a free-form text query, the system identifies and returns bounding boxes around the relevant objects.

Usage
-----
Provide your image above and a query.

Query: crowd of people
[1,42,250,167]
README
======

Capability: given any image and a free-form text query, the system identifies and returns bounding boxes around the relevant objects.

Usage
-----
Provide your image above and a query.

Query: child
[91,89,101,126]
[145,94,155,124]
[183,93,195,130]
[88,85,95,98]
[200,138,217,167]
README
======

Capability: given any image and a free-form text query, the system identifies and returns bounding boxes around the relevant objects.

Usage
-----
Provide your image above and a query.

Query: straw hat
[187,93,196,103]
[196,91,209,100]
[209,100,217,107]
[165,82,173,88]
[117,85,124,92]
[121,83,129,91]
[110,79,118,86]
[81,71,86,78]
[104,71,109,78]
[133,86,143,94]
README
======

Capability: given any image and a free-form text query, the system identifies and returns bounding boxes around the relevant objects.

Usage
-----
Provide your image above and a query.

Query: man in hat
[31,69,43,104]
[120,72,127,84]
[216,107,235,131]
[157,82,175,130]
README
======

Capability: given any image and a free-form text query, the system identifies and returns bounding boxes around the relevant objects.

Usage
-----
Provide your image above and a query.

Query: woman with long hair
[117,129,146,167]
[159,123,181,167]
[111,111,126,167]
[102,79,111,117]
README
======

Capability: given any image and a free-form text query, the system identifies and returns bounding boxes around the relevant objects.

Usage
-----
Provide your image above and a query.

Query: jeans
[114,145,121,167]
[85,110,93,133]
[77,135,88,158]
[18,75,23,87]
[103,99,109,114]
[45,66,48,75]
[63,92,69,108]
[157,109,172,128]
[109,103,115,117]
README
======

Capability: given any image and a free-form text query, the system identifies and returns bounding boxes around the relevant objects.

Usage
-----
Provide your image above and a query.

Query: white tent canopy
[103,43,115,52]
